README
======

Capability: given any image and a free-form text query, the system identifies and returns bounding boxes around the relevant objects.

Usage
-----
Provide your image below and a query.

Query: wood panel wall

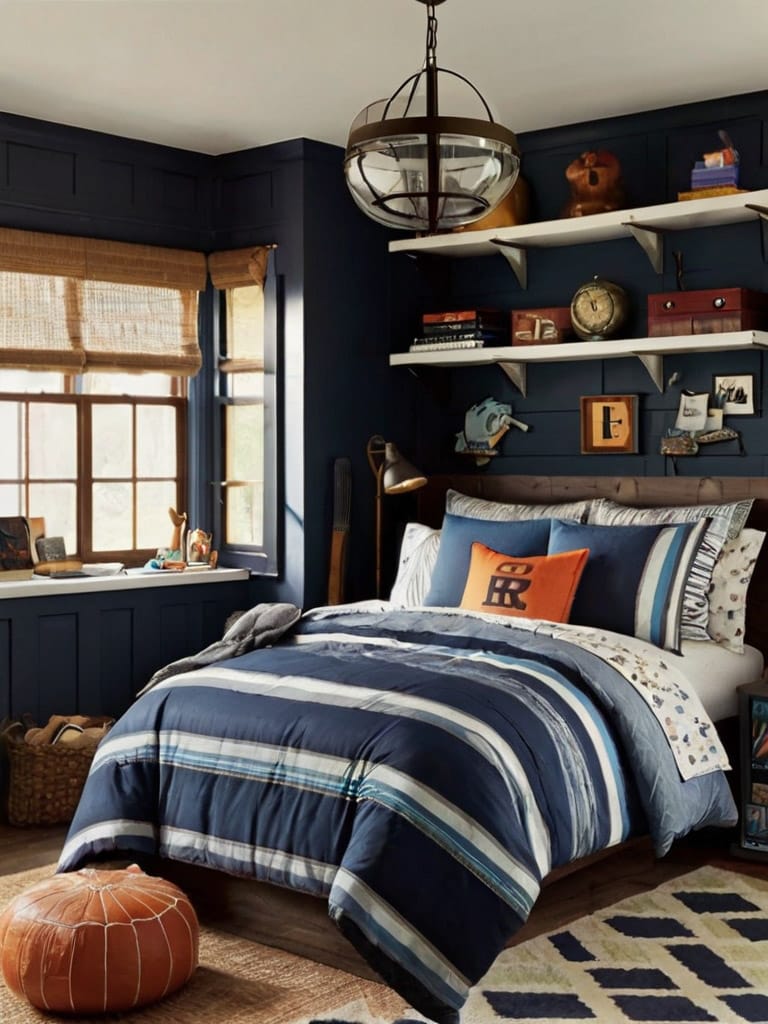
[0,580,250,723]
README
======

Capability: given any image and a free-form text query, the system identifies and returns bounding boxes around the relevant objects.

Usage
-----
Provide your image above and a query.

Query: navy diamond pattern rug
[309,866,768,1024]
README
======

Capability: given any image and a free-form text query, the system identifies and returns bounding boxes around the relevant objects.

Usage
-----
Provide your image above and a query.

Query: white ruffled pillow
[446,488,591,523]
[389,523,441,607]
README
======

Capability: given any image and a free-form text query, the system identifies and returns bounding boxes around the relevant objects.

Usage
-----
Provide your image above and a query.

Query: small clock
[570,276,629,341]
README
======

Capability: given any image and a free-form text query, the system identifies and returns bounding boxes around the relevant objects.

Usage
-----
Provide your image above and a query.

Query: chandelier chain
[425,4,438,67]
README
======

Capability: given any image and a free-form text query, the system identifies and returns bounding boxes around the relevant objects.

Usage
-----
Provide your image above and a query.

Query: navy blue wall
[0,115,405,719]
[390,91,768,483]
[3,90,768,722]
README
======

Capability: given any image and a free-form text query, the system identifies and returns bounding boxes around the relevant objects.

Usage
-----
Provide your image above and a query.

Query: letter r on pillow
[484,559,534,610]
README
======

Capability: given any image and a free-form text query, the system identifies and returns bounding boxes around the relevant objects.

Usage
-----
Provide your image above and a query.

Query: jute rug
[1,863,768,1023]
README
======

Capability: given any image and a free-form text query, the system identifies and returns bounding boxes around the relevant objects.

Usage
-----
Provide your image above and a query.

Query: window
[209,245,278,575]
[0,228,206,565]
[0,371,185,562]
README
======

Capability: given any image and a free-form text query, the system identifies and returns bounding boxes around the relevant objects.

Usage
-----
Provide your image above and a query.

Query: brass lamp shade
[382,442,427,494]
[344,0,520,235]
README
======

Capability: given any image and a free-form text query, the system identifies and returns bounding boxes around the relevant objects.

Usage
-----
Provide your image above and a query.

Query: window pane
[226,483,263,546]
[81,372,175,397]
[228,372,265,399]
[0,402,24,477]
[28,483,77,553]
[226,285,264,362]
[136,406,176,477]
[0,484,23,513]
[0,370,65,392]
[28,403,77,478]
[225,404,263,481]
[92,405,133,478]
[136,481,178,549]
[92,482,133,550]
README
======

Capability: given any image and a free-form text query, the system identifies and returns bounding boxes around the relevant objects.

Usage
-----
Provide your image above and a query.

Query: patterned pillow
[707,528,766,653]
[446,489,591,523]
[460,543,589,622]
[548,517,711,653]
[588,497,754,641]
[425,513,552,607]
[389,523,441,607]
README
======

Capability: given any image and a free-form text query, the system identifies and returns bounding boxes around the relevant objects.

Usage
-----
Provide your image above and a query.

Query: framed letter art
[580,395,638,454]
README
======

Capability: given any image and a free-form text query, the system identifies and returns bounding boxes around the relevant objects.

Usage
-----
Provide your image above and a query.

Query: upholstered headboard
[417,475,768,662]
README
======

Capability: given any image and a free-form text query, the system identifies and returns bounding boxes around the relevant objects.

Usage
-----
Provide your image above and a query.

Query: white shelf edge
[388,189,768,267]
[0,566,250,600]
[390,330,768,395]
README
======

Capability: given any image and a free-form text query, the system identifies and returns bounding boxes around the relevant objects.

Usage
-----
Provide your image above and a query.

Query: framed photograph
[580,395,638,454]
[712,373,756,416]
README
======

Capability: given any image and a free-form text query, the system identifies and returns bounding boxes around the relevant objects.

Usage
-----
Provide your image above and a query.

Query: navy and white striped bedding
[58,606,737,1023]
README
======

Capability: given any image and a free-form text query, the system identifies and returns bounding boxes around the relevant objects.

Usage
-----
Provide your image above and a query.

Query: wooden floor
[1,822,766,951]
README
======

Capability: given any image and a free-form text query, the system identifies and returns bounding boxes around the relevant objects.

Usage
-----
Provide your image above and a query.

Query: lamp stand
[366,434,427,600]
[366,436,387,599]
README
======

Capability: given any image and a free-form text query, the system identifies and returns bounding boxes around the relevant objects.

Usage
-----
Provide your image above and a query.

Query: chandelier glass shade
[344,0,520,235]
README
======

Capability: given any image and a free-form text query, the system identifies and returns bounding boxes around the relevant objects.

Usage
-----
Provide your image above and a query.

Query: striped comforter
[59,606,737,1023]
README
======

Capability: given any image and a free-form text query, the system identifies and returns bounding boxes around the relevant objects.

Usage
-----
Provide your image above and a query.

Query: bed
[57,475,768,1024]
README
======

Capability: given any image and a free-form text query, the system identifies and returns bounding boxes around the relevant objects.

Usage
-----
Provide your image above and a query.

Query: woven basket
[6,741,95,827]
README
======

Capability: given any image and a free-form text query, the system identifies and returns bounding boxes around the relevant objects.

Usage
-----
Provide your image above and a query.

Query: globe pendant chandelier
[344,0,520,235]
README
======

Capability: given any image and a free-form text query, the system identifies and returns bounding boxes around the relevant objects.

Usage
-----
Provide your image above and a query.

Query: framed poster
[580,395,638,454]
[712,373,756,416]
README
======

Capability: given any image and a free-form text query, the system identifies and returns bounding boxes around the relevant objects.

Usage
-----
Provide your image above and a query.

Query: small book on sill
[36,561,126,578]
[0,567,35,581]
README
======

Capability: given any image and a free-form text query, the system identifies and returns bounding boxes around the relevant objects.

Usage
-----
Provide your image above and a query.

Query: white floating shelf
[390,330,768,397]
[388,189,768,285]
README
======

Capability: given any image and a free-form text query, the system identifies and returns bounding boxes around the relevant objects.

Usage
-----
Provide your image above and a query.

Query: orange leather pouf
[0,864,199,1013]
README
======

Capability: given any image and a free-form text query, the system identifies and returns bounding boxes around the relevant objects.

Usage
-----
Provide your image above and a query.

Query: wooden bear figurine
[562,150,626,218]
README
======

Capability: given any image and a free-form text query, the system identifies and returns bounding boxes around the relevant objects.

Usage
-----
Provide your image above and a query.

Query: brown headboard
[417,475,768,662]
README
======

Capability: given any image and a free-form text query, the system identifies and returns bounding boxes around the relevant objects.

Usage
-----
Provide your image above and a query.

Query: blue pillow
[547,517,710,652]
[425,512,551,607]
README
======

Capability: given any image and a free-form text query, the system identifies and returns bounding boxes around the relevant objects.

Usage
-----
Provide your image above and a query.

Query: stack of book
[410,309,507,352]
[690,159,740,191]
[679,153,745,201]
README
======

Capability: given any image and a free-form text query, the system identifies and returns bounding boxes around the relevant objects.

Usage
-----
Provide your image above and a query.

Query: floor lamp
[366,435,427,599]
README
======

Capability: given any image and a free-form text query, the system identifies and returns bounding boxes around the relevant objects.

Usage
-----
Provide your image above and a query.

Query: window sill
[0,566,250,600]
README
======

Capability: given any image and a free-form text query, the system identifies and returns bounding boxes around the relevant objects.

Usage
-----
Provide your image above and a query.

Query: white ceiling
[1,0,767,156]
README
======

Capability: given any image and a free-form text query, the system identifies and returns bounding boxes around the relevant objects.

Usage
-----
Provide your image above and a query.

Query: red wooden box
[511,307,574,345]
[647,287,768,337]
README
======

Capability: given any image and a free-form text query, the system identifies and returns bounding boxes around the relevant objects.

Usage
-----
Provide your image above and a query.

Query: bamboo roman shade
[207,245,272,291]
[208,245,274,375]
[0,227,207,375]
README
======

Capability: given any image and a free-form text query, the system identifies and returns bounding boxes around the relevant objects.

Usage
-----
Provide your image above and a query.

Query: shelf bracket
[623,222,665,273]
[634,352,665,392]
[744,204,768,262]
[498,361,527,397]
[489,239,527,288]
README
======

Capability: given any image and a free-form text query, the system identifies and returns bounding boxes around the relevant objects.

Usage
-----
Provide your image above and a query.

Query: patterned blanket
[59,606,736,1023]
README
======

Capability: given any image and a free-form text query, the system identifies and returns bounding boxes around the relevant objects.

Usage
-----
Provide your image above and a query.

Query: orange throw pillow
[460,543,589,622]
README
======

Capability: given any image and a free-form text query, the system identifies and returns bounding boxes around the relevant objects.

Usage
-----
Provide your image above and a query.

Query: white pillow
[707,527,766,653]
[588,497,754,641]
[446,488,591,523]
[389,523,441,607]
